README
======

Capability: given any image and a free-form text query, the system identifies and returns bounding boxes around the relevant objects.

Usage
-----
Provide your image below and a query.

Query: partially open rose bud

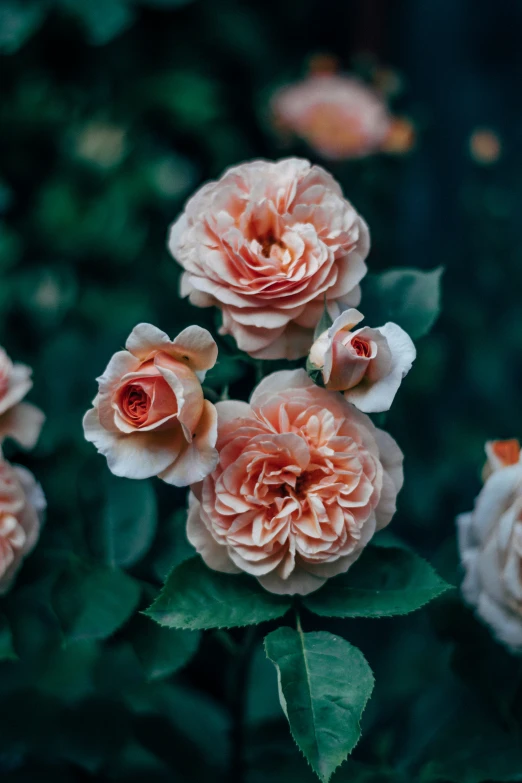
[0,458,46,594]
[308,309,416,413]
[83,323,219,487]
[0,346,44,450]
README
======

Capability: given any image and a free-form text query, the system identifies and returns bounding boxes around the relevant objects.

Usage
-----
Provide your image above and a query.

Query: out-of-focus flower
[271,74,391,160]
[83,323,219,487]
[169,158,369,360]
[75,121,127,168]
[458,439,522,652]
[308,309,415,413]
[482,439,520,481]
[0,459,45,595]
[381,117,416,154]
[187,369,403,595]
[469,129,501,165]
[0,346,44,449]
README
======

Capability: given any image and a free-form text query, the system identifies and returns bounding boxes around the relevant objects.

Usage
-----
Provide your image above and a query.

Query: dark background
[1,1,522,781]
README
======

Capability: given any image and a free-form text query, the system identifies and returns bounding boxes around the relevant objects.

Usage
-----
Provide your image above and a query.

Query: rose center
[352,336,372,358]
[121,384,151,424]
[259,231,286,259]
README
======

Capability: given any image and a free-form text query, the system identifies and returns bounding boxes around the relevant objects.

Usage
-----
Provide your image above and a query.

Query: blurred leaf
[130,614,200,681]
[53,563,140,642]
[361,267,443,339]
[128,682,230,773]
[303,546,451,618]
[0,0,44,54]
[204,354,247,389]
[87,475,157,568]
[0,613,16,662]
[140,71,223,128]
[419,701,522,782]
[57,0,134,46]
[265,627,374,783]
[148,508,195,583]
[57,697,131,772]
[145,556,291,630]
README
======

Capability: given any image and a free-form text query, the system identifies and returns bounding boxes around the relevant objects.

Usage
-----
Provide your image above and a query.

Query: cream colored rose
[169,158,369,360]
[83,323,219,487]
[0,346,44,449]
[458,440,522,651]
[272,74,391,160]
[0,458,46,594]
[187,369,403,595]
[308,309,416,413]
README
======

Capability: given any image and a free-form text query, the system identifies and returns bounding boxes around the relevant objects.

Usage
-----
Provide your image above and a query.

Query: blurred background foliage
[1,0,522,781]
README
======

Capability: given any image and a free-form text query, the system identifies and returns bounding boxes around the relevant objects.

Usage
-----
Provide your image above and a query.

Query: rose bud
[83,323,219,487]
[0,346,45,450]
[458,439,522,652]
[308,308,416,413]
[0,458,46,594]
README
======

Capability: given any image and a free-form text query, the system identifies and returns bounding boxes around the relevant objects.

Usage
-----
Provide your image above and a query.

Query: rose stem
[228,625,257,783]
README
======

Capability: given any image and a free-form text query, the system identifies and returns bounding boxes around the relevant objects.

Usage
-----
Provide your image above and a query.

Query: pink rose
[83,323,219,487]
[458,440,522,651]
[187,369,403,595]
[0,346,44,450]
[308,309,416,413]
[0,458,46,594]
[271,74,391,160]
[168,158,369,360]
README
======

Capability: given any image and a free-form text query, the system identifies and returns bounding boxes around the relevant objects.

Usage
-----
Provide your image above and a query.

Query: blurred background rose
[2,0,522,781]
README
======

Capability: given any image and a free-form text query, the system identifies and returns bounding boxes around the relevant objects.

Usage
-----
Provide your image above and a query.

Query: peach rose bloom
[0,458,46,594]
[187,369,403,595]
[83,323,219,487]
[168,158,369,360]
[0,347,45,450]
[271,75,391,161]
[458,440,522,651]
[308,309,416,413]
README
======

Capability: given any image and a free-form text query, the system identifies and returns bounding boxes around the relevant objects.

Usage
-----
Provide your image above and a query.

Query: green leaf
[0,611,17,661]
[313,297,333,340]
[148,508,195,583]
[265,627,374,783]
[305,359,325,388]
[87,475,157,569]
[361,267,443,339]
[303,546,451,618]
[145,556,291,630]
[53,563,141,642]
[130,614,200,681]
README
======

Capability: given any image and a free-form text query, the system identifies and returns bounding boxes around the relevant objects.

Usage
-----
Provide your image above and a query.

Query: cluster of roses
[84,158,416,595]
[0,347,45,594]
